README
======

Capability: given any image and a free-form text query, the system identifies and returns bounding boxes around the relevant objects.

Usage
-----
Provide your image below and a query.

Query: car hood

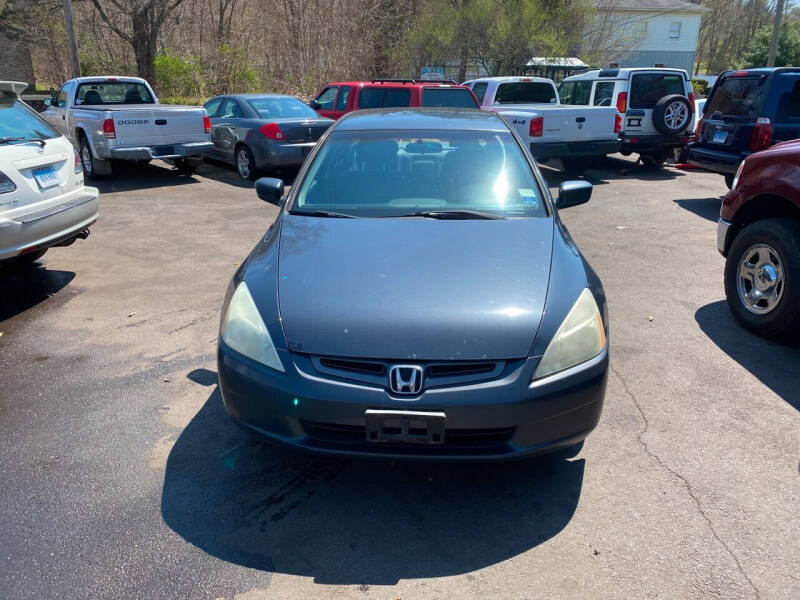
[276,214,554,360]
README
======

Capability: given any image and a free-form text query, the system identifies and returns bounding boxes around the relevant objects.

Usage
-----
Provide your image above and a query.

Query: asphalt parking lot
[1,156,798,599]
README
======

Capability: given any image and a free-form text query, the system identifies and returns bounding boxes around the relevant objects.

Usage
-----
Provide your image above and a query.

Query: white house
[594,0,709,74]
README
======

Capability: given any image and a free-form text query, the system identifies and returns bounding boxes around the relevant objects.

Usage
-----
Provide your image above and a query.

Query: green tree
[742,21,800,68]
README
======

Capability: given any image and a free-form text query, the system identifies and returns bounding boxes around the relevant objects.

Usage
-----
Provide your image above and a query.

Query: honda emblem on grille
[389,365,424,395]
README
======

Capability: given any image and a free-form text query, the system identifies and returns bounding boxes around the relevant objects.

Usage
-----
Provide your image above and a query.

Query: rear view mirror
[557,180,592,209]
[309,99,321,110]
[255,177,285,206]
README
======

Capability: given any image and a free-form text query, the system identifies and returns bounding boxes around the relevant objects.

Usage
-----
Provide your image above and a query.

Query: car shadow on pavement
[673,197,722,222]
[696,301,800,412]
[92,161,202,194]
[0,264,75,323]
[161,380,585,584]
[540,156,687,189]
[200,159,300,190]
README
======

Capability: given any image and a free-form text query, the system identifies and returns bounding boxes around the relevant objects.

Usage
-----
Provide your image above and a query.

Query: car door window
[219,99,243,119]
[56,86,69,108]
[204,98,223,118]
[382,88,411,107]
[472,82,489,104]
[316,87,339,110]
[559,81,591,105]
[593,82,615,106]
[335,86,351,111]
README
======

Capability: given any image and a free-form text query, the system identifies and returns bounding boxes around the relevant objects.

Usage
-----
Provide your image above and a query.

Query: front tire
[724,174,735,189]
[724,219,800,340]
[79,137,111,180]
[236,146,257,181]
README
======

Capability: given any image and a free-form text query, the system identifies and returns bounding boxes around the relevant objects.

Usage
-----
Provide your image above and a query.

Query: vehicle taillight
[74,149,82,174]
[260,122,285,140]
[616,91,627,113]
[694,116,704,142]
[688,92,695,106]
[529,116,543,137]
[0,170,16,194]
[614,113,622,134]
[203,114,211,133]
[102,118,116,139]
[749,117,772,152]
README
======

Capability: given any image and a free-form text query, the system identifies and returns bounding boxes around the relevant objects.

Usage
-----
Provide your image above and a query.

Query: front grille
[427,362,495,377]
[301,420,514,454]
[319,357,385,375]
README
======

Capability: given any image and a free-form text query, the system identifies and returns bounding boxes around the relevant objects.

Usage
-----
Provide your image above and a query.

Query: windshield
[0,92,59,141]
[247,97,318,119]
[704,76,764,118]
[421,88,478,108]
[76,82,154,105]
[495,82,557,104]
[292,129,547,218]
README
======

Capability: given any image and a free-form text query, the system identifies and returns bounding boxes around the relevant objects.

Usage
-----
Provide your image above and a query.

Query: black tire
[652,94,693,135]
[174,158,197,176]
[235,145,257,181]
[640,150,671,167]
[724,173,735,189]
[724,218,800,340]
[560,157,589,174]
[3,249,47,270]
[79,137,111,180]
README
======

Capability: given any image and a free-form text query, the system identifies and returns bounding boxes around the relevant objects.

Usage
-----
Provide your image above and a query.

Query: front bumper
[620,133,691,153]
[217,342,608,461]
[0,187,99,260]
[109,141,214,161]
[687,146,745,175]
[530,139,620,160]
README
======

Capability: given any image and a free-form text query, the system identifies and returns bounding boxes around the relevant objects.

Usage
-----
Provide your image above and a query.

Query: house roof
[595,0,709,12]
[526,57,588,68]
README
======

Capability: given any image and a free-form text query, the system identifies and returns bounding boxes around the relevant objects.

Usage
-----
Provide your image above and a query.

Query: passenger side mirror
[557,180,592,209]
[43,97,51,106]
[309,99,321,110]
[255,177,285,206]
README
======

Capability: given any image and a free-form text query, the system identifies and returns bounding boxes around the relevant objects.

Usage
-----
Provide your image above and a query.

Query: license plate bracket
[32,165,60,189]
[712,130,728,144]
[365,409,445,445]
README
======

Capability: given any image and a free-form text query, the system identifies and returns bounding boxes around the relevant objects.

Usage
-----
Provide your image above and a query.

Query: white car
[559,67,695,166]
[462,76,620,173]
[1,81,98,267]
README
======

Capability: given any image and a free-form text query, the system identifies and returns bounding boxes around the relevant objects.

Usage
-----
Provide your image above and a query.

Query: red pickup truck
[310,80,479,119]
[718,139,800,339]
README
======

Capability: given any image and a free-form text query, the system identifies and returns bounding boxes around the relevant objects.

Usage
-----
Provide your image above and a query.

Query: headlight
[532,288,606,380]
[731,160,745,191]
[220,281,284,372]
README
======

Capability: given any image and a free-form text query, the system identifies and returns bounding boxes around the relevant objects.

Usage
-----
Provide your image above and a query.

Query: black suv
[689,68,800,188]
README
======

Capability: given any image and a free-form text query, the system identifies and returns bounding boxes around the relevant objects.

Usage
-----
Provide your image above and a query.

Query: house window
[634,20,648,38]
[669,22,681,39]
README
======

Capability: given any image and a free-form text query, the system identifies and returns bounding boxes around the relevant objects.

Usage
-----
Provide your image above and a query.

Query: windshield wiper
[395,210,504,220]
[0,136,46,147]
[289,209,357,218]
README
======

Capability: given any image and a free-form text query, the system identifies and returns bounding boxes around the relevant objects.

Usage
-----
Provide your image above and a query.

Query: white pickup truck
[41,76,213,178]
[462,76,621,172]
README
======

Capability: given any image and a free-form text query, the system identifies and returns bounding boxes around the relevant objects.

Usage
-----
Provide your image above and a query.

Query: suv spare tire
[652,94,693,135]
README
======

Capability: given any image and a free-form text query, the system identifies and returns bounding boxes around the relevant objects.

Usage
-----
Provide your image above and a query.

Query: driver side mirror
[557,180,592,209]
[43,97,52,106]
[255,177,285,206]
[309,99,321,110]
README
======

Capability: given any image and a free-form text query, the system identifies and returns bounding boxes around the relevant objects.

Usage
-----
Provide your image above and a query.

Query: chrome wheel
[81,144,93,175]
[737,243,784,314]
[664,101,689,129]
[237,149,251,179]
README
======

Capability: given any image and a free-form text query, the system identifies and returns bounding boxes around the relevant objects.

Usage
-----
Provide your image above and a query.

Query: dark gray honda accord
[217,108,608,460]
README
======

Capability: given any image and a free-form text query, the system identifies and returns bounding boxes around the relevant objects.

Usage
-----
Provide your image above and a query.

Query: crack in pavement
[610,364,761,599]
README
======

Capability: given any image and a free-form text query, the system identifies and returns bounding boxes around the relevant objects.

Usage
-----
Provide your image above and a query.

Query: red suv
[310,79,479,119]
[718,139,800,339]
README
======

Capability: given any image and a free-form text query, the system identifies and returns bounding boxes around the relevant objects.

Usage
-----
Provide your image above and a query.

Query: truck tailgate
[496,106,618,142]
[108,105,208,147]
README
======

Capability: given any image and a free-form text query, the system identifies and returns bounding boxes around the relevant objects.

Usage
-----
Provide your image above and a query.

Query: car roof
[216,93,298,100]
[564,67,687,81]
[469,76,553,84]
[326,80,470,88]
[334,108,508,131]
[70,76,147,84]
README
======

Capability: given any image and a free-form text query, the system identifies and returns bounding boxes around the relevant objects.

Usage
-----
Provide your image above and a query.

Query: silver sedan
[203,94,333,180]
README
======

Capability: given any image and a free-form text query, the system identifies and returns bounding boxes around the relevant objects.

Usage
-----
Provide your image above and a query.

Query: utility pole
[768,0,786,67]
[63,0,81,78]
